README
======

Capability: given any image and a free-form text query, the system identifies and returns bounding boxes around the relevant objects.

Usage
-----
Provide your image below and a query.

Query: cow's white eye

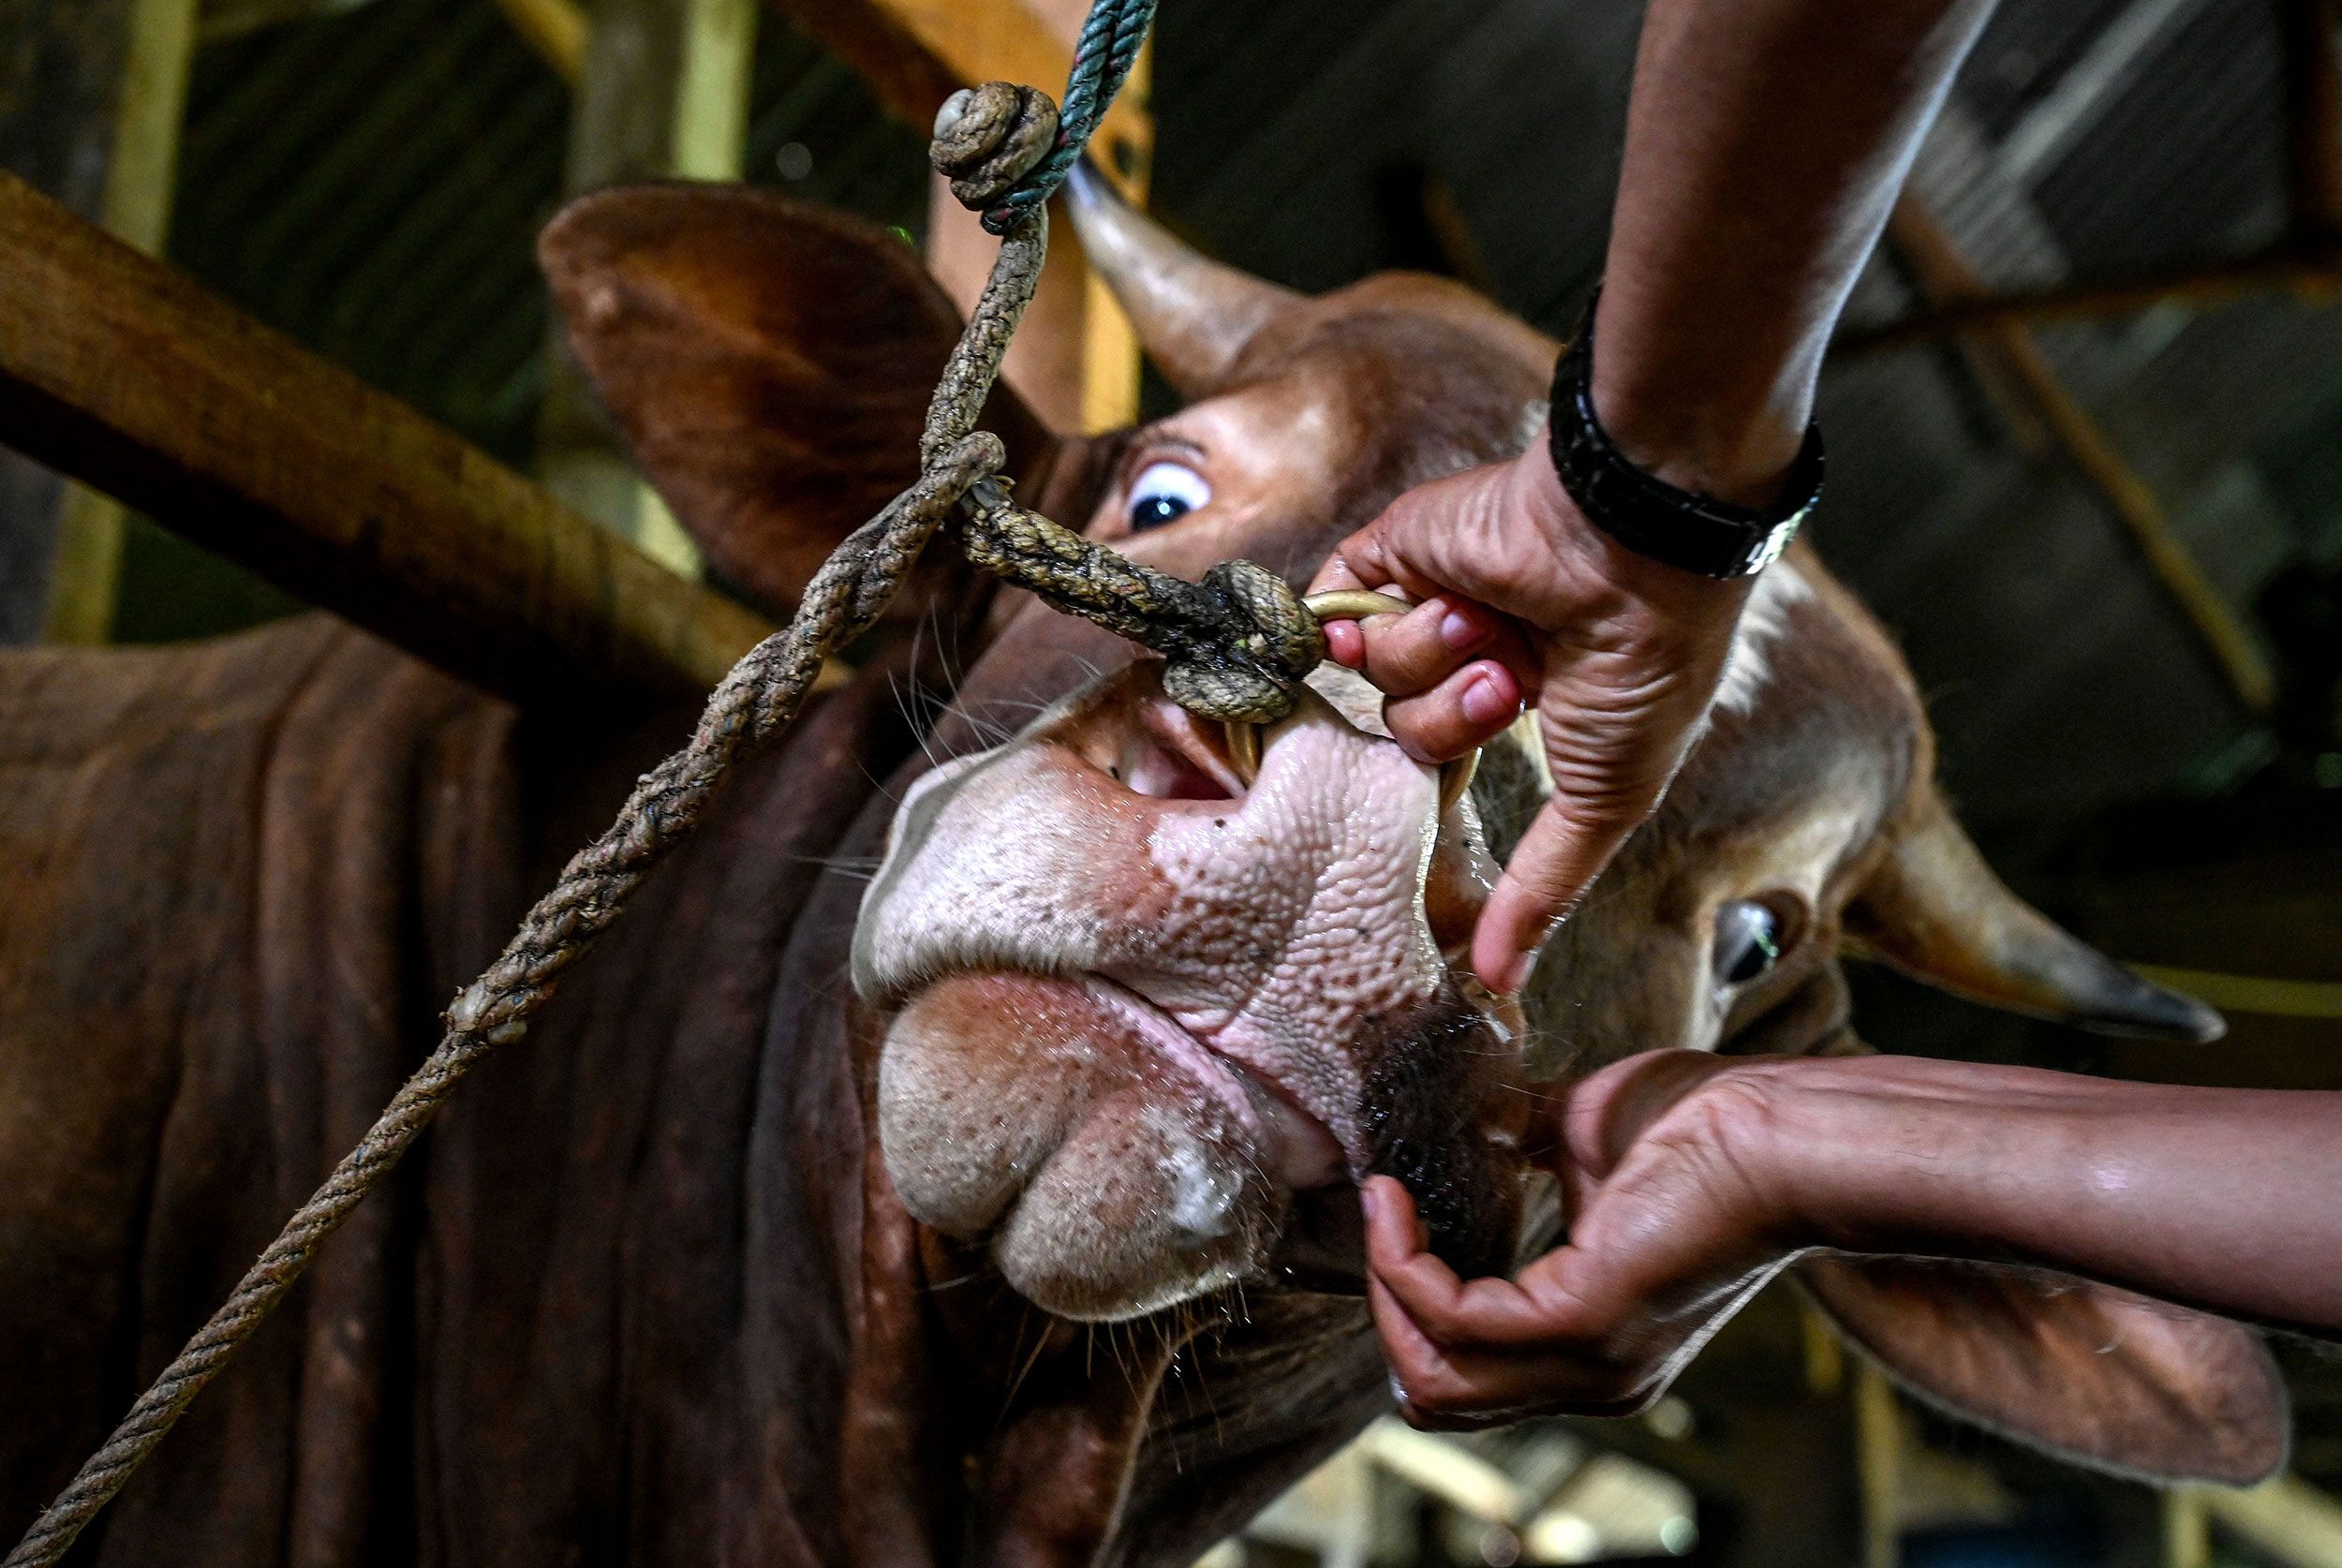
[1127,461,1210,532]
[1712,899,1784,986]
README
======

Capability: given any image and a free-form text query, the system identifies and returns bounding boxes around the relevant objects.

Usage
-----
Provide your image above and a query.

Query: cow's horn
[1847,791,2224,1042]
[1064,161,1299,398]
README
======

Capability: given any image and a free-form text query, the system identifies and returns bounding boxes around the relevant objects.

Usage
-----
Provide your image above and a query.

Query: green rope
[982,0,1160,233]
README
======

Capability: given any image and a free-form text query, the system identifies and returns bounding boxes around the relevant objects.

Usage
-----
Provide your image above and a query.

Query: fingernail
[1503,951,1535,995]
[1438,608,1490,653]
[1359,1181,1384,1224]
[1460,670,1519,728]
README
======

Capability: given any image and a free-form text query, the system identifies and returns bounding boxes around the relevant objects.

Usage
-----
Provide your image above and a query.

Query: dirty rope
[1,2,1336,1561]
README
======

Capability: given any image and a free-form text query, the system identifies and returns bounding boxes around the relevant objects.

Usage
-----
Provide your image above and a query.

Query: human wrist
[1584,286,1816,511]
[1742,1056,2106,1264]
[1505,436,1752,629]
[1702,1056,1985,1260]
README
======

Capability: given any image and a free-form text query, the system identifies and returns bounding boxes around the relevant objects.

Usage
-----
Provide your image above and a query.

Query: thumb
[1557,1050,1745,1178]
[1471,789,1641,993]
[1308,491,1452,605]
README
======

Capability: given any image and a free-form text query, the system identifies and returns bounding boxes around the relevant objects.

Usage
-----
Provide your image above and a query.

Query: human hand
[1366,1050,1804,1427]
[1308,439,1753,992]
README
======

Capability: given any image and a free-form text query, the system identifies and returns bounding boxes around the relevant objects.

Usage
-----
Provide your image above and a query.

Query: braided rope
[4,196,1047,1568]
[981,0,1159,233]
[4,8,1333,1558]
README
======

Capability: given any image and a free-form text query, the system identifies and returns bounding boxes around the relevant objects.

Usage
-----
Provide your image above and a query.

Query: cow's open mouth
[1079,975,1351,1188]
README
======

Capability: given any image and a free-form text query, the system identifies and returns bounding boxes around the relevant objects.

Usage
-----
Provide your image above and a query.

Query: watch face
[1743,515,1803,576]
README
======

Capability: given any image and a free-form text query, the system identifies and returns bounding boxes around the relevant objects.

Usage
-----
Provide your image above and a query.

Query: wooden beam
[1884,200,2278,714]
[195,0,382,43]
[0,170,775,703]
[1836,246,2342,352]
[2200,1475,2342,1568]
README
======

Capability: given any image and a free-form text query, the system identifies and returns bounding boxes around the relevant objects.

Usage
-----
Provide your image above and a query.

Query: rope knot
[1161,561,1326,723]
[931,82,1060,210]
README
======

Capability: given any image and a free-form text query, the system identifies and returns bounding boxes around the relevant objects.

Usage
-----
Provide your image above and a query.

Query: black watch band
[1545,287,1822,580]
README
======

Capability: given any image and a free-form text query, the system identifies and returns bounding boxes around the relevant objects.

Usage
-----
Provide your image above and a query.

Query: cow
[0,165,2287,1567]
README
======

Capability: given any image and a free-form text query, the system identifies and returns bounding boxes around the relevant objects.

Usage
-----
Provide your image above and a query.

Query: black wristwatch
[1546,287,1822,580]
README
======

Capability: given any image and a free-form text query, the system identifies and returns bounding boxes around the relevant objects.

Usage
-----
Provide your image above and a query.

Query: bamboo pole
[8,0,200,644]
[1837,248,2342,353]
[1885,200,2278,713]
[491,0,588,85]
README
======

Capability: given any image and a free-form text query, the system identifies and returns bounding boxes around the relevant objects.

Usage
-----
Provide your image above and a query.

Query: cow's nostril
[1122,734,1235,801]
[1122,700,1244,801]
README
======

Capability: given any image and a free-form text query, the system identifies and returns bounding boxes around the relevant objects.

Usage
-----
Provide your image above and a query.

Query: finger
[1350,597,1502,697]
[1361,1175,1431,1260]
[1395,1354,1653,1428]
[1324,619,1365,669]
[1472,793,1641,993]
[1561,1049,1744,1176]
[1368,1180,1600,1352]
[1313,513,1450,608]
[1305,550,1370,599]
[1371,1272,1651,1425]
[1383,660,1525,764]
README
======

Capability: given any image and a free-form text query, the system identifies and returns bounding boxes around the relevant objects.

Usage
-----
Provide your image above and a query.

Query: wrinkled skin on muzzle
[854,662,1526,1320]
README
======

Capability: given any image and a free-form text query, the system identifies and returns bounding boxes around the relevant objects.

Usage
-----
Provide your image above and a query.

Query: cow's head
[541,172,2284,1485]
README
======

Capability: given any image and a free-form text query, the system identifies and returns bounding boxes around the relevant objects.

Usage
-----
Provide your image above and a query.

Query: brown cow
[0,168,2284,1567]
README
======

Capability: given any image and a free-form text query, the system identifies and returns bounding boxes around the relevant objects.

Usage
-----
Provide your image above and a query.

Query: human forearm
[1744,1055,2342,1337]
[1594,0,1998,498]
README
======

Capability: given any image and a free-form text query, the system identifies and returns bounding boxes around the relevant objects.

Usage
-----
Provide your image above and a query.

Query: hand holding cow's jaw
[1366,1050,2342,1457]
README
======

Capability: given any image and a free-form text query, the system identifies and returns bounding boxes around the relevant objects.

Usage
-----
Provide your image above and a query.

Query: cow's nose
[1115,681,1435,815]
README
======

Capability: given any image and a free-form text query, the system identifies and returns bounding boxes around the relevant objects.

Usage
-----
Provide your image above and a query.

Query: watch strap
[1546,288,1822,580]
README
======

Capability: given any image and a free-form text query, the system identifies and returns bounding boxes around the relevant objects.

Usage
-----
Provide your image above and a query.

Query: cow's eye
[1712,899,1784,986]
[1127,461,1210,532]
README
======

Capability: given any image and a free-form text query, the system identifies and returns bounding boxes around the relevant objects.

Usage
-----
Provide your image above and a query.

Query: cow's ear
[1796,1255,2289,1485]
[539,183,1058,621]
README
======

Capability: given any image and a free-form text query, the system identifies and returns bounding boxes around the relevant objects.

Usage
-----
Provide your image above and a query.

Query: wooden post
[537,0,760,576]
[2165,1487,2213,1568]
[0,0,197,644]
[0,170,778,703]
[1852,1363,1903,1568]
[924,35,1149,434]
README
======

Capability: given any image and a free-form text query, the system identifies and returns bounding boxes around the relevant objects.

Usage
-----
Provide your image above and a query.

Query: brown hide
[0,618,944,1564]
